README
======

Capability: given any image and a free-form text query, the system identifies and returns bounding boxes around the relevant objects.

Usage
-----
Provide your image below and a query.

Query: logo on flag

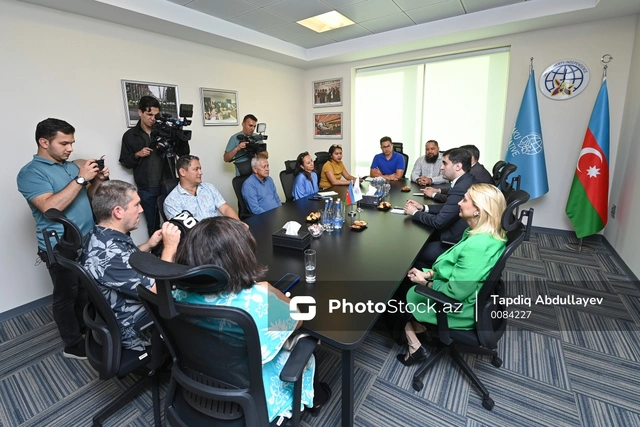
[345,178,362,205]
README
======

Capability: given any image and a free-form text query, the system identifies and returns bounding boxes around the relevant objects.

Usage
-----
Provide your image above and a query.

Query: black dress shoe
[307,382,331,416]
[396,345,427,366]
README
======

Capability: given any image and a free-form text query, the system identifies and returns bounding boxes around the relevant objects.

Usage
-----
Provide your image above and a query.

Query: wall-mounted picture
[121,80,179,127]
[200,88,239,126]
[314,113,342,139]
[313,78,342,107]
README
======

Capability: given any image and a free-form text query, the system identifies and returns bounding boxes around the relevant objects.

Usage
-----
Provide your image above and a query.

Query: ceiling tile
[261,22,318,41]
[321,0,368,9]
[393,0,450,12]
[323,24,372,42]
[289,33,336,48]
[186,0,259,20]
[246,0,282,6]
[266,0,333,21]
[404,0,465,25]
[338,0,402,23]
[230,8,290,31]
[166,0,194,5]
[461,0,523,14]
[359,12,416,33]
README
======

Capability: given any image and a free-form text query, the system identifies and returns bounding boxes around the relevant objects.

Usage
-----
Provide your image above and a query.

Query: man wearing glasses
[370,136,405,181]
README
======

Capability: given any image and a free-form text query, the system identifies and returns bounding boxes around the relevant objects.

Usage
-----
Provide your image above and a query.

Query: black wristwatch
[74,176,88,186]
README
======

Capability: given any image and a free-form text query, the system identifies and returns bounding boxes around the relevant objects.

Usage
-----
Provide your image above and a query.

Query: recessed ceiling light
[297,11,355,33]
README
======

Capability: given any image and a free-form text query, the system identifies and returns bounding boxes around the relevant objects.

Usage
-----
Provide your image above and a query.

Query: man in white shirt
[411,140,447,186]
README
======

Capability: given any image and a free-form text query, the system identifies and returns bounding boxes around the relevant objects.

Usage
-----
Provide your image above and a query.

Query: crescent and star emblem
[577,147,603,178]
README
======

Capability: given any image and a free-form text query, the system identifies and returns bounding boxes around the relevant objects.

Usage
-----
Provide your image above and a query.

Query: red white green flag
[565,80,610,238]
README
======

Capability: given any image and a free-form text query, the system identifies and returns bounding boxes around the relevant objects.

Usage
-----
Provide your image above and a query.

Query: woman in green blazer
[398,183,507,366]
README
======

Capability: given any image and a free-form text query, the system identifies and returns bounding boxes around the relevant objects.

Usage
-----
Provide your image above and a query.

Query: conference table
[244,178,437,426]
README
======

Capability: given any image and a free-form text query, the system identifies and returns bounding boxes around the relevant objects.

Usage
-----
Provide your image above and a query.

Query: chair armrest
[413,286,463,345]
[280,336,318,383]
[133,312,154,334]
[413,285,460,306]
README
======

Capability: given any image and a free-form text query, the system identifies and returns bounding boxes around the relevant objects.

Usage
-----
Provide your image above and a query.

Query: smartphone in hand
[274,273,300,293]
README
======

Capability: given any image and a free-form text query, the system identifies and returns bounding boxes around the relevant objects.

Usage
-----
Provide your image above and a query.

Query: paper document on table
[318,191,338,197]
[364,177,374,182]
[413,193,425,196]
[390,209,405,215]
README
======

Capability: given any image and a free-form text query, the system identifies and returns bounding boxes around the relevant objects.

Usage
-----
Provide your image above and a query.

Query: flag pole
[565,54,612,254]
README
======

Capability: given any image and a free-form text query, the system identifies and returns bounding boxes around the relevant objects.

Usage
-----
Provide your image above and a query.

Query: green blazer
[407,229,506,329]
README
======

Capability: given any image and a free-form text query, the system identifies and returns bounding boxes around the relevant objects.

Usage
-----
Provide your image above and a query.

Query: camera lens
[96,159,105,170]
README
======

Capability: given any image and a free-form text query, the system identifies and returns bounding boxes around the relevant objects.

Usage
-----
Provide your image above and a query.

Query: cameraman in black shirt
[119,96,190,236]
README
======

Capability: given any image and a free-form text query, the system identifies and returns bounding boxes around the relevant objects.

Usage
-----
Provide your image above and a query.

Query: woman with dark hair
[318,144,356,189]
[292,152,319,199]
[173,217,325,422]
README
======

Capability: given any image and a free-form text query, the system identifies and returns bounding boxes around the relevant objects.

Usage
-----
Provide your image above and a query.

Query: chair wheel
[491,356,502,368]
[482,397,494,410]
[412,379,424,392]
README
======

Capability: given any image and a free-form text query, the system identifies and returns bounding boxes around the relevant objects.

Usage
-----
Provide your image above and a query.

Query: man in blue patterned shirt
[163,155,241,222]
[81,180,181,350]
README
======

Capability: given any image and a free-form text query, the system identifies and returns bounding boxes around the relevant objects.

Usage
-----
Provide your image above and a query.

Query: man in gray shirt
[410,140,447,186]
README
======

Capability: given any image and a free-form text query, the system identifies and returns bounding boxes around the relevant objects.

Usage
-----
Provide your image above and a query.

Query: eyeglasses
[381,144,392,150]
[331,144,342,148]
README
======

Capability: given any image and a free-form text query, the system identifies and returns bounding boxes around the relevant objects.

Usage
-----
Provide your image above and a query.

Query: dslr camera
[150,104,193,157]
[236,123,268,157]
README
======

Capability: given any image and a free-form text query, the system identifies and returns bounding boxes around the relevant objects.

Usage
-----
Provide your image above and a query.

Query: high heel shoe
[396,345,427,366]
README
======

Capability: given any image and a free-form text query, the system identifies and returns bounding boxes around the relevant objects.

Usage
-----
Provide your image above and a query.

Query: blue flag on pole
[505,69,549,199]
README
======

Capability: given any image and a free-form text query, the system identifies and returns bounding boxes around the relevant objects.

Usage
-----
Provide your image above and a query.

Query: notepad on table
[318,191,338,197]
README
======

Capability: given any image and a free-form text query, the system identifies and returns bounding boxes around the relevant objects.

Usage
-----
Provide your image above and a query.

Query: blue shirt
[17,155,94,249]
[241,174,282,214]
[164,182,227,221]
[292,172,318,200]
[370,151,405,176]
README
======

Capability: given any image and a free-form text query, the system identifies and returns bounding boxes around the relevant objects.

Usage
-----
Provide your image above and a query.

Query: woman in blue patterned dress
[173,216,324,422]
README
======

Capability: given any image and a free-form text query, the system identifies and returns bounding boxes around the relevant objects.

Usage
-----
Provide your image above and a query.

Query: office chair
[400,152,409,179]
[499,163,519,200]
[280,160,297,203]
[491,160,507,186]
[157,178,179,225]
[129,251,320,427]
[314,152,330,176]
[232,174,253,219]
[408,194,534,410]
[43,209,162,427]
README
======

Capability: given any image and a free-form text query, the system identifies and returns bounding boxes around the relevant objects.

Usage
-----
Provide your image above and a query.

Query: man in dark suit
[404,148,477,265]
[423,144,492,202]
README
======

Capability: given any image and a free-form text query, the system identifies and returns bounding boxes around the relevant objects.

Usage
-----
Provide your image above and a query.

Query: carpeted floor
[0,229,639,426]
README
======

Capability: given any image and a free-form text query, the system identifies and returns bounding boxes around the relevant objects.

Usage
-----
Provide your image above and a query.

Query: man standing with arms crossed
[17,118,110,359]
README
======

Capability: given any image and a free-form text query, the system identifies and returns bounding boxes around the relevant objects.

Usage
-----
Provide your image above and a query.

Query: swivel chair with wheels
[408,193,533,410]
[130,251,320,426]
[43,209,163,427]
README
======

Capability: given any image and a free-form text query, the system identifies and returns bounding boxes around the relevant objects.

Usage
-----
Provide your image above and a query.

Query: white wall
[605,16,640,277]
[2,0,305,314]
[304,16,637,234]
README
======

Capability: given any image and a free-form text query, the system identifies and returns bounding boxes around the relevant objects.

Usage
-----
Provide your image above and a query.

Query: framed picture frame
[313,78,342,107]
[314,113,343,139]
[200,88,239,126]
[121,79,179,127]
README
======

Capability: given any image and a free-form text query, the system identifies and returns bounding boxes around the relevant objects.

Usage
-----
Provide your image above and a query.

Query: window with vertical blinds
[354,48,510,177]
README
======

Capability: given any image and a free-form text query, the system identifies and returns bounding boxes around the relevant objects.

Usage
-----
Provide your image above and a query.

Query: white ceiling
[16,0,640,69]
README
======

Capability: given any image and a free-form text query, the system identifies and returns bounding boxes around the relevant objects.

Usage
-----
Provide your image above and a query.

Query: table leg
[341,348,354,427]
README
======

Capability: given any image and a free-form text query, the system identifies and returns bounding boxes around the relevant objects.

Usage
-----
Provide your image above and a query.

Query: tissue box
[359,195,382,207]
[272,228,311,250]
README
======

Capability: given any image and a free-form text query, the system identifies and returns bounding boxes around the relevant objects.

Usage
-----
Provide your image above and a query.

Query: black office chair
[499,163,520,200]
[129,251,319,427]
[232,174,253,220]
[408,193,534,411]
[280,160,297,203]
[157,178,179,224]
[491,160,507,186]
[43,209,162,427]
[314,152,330,176]
[389,143,409,179]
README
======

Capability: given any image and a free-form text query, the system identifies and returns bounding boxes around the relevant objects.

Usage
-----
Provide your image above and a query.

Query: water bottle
[322,199,334,232]
[334,198,344,230]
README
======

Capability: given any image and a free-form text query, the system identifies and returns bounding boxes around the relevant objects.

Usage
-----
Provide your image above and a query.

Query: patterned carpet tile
[547,282,633,321]
[466,361,581,427]
[609,278,640,297]
[564,343,640,414]
[353,329,397,375]
[0,305,53,343]
[544,263,611,292]
[619,295,640,327]
[557,308,640,361]
[0,324,63,377]
[535,233,603,251]
[505,255,547,277]
[539,247,598,268]
[355,378,467,427]
[592,253,629,276]
[497,328,570,390]
[574,393,640,427]
[0,354,96,425]
[512,240,541,260]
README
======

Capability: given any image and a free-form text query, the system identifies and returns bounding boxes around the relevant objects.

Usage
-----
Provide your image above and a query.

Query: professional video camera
[236,122,268,157]
[150,104,193,156]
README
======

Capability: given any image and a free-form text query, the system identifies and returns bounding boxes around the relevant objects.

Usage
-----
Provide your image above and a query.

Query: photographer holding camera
[224,114,268,176]
[119,96,190,237]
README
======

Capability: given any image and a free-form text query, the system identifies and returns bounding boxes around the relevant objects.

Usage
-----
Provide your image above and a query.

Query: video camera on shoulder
[150,104,193,157]
[236,122,268,157]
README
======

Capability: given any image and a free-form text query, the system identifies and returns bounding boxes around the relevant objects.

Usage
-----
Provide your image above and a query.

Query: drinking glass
[304,249,316,283]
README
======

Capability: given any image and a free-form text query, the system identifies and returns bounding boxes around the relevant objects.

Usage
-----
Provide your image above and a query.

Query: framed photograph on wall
[313,78,342,107]
[121,80,179,127]
[200,88,239,126]
[314,113,342,139]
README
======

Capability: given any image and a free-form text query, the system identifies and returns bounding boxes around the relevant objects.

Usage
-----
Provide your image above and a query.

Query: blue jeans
[138,188,159,237]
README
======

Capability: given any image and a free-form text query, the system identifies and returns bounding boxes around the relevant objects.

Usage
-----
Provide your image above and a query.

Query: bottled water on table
[334,198,344,230]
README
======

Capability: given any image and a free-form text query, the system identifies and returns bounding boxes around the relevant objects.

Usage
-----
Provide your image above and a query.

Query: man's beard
[425,154,438,163]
